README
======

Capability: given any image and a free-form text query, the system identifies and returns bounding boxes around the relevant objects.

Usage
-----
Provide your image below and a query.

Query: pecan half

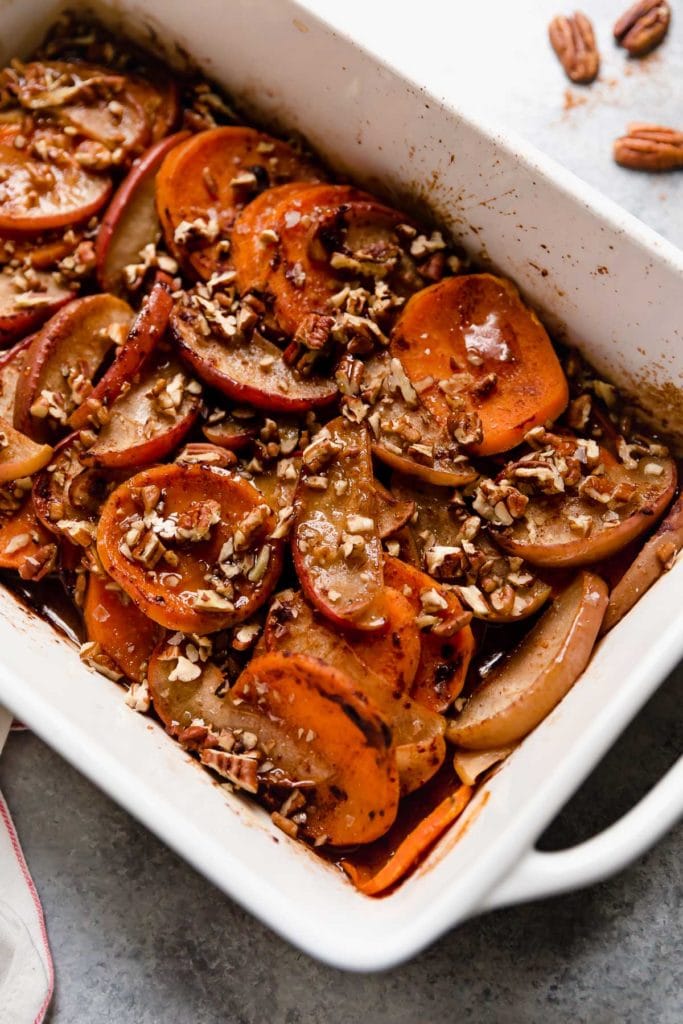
[614,0,670,57]
[614,124,683,171]
[549,12,600,84]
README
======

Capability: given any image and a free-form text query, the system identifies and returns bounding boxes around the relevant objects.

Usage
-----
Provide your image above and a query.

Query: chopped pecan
[200,749,259,793]
[614,0,670,56]
[549,12,600,84]
[614,124,683,172]
[294,312,334,350]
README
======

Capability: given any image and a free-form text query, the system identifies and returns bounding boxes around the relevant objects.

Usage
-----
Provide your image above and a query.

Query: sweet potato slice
[0,492,57,580]
[13,294,133,441]
[601,494,683,634]
[97,463,284,633]
[156,126,322,279]
[0,335,34,418]
[383,555,475,712]
[83,357,200,468]
[449,571,608,749]
[229,182,315,292]
[0,270,74,348]
[341,762,473,895]
[0,416,52,483]
[171,293,337,413]
[349,586,421,694]
[495,438,677,568]
[69,282,173,429]
[232,182,428,336]
[95,132,190,293]
[84,570,162,683]
[264,589,446,794]
[390,274,569,455]
[292,417,386,631]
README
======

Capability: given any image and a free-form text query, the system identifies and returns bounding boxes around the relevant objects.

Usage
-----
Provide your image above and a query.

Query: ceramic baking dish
[0,0,681,972]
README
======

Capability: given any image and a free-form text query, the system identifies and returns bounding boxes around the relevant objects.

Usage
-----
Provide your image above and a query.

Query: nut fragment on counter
[613,0,670,57]
[614,124,683,172]
[548,12,600,84]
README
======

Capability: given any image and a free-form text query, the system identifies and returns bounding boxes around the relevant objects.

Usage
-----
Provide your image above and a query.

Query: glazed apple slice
[148,642,399,846]
[83,357,200,468]
[383,555,475,712]
[156,126,322,279]
[0,270,74,348]
[373,478,415,539]
[69,282,173,430]
[448,571,608,749]
[495,439,677,568]
[0,335,35,417]
[171,292,337,413]
[0,492,57,580]
[264,589,446,795]
[452,745,517,786]
[126,72,180,143]
[292,417,386,632]
[601,494,683,634]
[84,570,163,683]
[345,353,478,487]
[390,274,569,456]
[95,132,190,294]
[0,416,52,484]
[13,294,133,441]
[97,463,284,634]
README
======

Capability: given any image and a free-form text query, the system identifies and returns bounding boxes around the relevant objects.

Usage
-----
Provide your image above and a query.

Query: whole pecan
[614,0,670,57]
[614,124,683,171]
[549,12,600,84]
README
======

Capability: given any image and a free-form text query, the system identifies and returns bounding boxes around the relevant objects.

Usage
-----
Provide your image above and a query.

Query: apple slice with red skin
[495,445,677,568]
[0,335,35,417]
[84,570,163,683]
[0,271,74,348]
[448,571,608,749]
[96,132,190,294]
[13,294,133,441]
[292,417,386,632]
[264,588,446,795]
[171,293,337,413]
[82,357,200,469]
[126,72,180,143]
[69,282,173,430]
[601,494,683,635]
[148,642,399,846]
[202,412,257,450]
[97,463,284,634]
[373,478,415,539]
[0,415,52,483]
[0,493,57,580]
[156,126,323,280]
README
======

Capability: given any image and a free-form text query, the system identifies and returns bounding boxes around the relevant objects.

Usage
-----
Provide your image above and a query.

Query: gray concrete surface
[1,1,682,1020]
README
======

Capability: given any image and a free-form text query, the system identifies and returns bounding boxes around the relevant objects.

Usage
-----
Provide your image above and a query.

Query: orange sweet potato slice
[0,270,74,348]
[156,126,322,279]
[264,589,446,795]
[84,570,162,683]
[0,492,57,580]
[0,416,52,483]
[97,463,284,634]
[341,761,473,895]
[390,274,569,456]
[82,356,200,469]
[171,292,337,413]
[229,182,315,293]
[383,555,475,712]
[69,281,173,429]
[348,586,421,694]
[95,132,190,294]
[13,294,133,441]
[292,417,386,632]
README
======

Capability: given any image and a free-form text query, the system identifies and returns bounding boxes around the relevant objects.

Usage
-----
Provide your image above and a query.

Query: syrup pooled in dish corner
[0,12,680,896]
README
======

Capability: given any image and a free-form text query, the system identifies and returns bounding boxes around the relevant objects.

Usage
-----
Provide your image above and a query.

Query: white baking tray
[0,0,681,971]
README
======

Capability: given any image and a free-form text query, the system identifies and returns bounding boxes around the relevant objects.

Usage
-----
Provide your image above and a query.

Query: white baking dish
[0,0,681,972]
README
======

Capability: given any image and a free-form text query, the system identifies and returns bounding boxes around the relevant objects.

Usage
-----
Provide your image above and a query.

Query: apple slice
[495,439,677,568]
[0,335,35,417]
[83,357,200,468]
[601,494,683,634]
[0,492,57,580]
[96,132,190,294]
[148,642,399,846]
[264,588,446,795]
[69,281,173,429]
[126,72,180,143]
[452,745,517,786]
[0,415,52,483]
[373,478,415,539]
[84,570,163,683]
[292,417,386,632]
[13,294,133,441]
[171,293,338,413]
[97,463,284,634]
[390,274,569,455]
[448,571,608,749]
[156,126,322,279]
[0,270,74,348]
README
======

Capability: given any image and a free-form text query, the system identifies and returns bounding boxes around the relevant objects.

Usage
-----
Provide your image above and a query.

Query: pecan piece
[549,12,600,84]
[614,124,683,171]
[614,0,670,56]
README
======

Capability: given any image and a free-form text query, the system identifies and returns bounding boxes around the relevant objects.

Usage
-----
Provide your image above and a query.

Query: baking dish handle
[483,754,683,910]
[0,705,11,756]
